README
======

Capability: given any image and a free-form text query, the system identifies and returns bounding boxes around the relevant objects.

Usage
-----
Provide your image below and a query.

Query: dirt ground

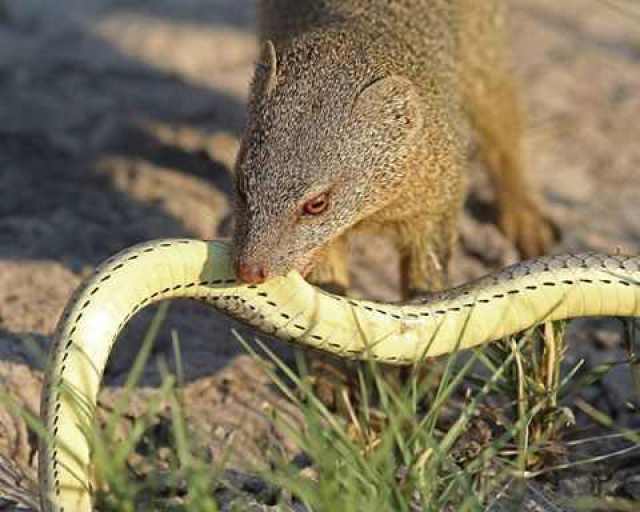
[0,0,639,509]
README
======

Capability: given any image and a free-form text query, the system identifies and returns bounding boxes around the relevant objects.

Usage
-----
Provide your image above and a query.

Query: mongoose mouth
[235,256,315,284]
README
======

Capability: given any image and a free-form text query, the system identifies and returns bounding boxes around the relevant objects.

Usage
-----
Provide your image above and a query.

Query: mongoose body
[233,0,555,296]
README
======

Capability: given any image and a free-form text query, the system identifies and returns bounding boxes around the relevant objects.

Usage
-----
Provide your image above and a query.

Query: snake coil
[39,238,640,511]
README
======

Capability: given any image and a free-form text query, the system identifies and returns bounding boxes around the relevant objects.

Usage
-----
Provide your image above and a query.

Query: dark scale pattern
[410,253,640,316]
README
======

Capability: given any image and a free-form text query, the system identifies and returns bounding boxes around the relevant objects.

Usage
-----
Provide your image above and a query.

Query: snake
[38,238,640,511]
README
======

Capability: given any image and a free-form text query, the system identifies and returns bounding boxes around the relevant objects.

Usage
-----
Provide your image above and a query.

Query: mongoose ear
[353,76,423,141]
[254,40,278,97]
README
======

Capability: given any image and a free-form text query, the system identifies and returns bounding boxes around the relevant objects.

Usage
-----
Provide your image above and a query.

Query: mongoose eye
[302,193,329,216]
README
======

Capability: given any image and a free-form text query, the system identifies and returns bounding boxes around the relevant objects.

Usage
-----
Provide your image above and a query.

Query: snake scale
[38,238,640,511]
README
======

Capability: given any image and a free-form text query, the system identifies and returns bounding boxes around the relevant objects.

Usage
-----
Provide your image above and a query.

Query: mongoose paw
[305,355,356,414]
[499,198,560,258]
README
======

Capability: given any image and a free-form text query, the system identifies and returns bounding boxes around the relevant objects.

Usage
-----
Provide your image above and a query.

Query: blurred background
[0,0,638,493]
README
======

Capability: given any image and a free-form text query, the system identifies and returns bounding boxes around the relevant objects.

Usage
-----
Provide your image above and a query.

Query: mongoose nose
[236,261,268,284]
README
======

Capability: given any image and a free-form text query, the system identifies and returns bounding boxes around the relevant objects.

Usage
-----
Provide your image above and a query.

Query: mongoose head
[233,36,423,283]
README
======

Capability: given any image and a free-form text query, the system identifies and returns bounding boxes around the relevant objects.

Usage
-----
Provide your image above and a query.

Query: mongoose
[232,0,556,298]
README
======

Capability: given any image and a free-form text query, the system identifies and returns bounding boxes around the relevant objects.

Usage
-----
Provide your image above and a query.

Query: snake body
[39,238,640,511]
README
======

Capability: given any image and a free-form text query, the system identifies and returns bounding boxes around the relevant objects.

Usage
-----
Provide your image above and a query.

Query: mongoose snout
[235,190,331,284]
[236,261,268,285]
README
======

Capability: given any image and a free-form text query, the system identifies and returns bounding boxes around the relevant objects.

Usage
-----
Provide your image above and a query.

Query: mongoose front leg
[459,1,558,258]
[305,234,353,412]
[469,78,558,258]
[398,215,458,299]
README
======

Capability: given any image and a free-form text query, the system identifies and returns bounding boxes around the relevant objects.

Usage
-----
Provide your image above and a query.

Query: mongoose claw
[499,198,560,258]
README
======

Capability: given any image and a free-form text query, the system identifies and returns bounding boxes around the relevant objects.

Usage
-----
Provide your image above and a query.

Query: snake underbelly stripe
[38,238,640,511]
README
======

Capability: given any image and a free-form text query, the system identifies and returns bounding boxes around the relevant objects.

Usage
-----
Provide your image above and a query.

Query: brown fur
[233,0,556,297]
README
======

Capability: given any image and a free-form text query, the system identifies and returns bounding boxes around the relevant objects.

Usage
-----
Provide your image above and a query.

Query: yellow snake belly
[39,238,640,511]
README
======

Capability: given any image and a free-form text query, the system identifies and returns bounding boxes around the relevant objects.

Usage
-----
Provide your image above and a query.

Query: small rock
[622,474,640,500]
[592,322,624,350]
[557,474,596,498]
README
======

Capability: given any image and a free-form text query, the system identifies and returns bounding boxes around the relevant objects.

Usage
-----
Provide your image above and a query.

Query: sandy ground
[0,0,639,508]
